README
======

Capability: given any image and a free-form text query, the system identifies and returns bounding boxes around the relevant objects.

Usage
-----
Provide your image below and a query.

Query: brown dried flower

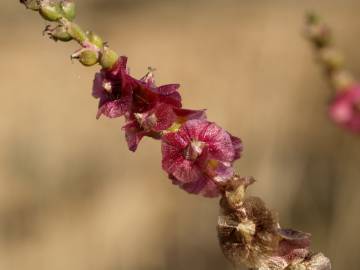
[217,177,331,270]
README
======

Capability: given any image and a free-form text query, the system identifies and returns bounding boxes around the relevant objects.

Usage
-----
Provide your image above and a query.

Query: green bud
[331,71,355,91]
[39,2,63,22]
[66,22,87,42]
[100,48,119,69]
[78,50,99,67]
[60,0,76,21]
[51,26,73,42]
[319,48,344,70]
[87,31,104,48]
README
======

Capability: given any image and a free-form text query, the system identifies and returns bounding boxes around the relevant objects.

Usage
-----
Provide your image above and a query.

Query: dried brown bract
[217,176,331,270]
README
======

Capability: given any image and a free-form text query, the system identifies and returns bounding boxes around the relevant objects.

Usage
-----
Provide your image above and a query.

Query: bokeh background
[1,0,360,269]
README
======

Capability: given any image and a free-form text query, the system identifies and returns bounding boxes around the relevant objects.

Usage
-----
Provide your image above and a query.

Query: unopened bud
[100,47,118,69]
[87,31,104,48]
[60,0,76,21]
[331,71,356,91]
[39,2,63,22]
[319,48,344,70]
[79,50,99,66]
[66,22,87,43]
[51,26,72,42]
[306,24,331,48]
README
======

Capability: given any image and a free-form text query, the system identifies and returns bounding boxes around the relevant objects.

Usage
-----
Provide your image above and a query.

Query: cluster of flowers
[92,57,332,269]
[92,56,243,197]
[306,13,360,133]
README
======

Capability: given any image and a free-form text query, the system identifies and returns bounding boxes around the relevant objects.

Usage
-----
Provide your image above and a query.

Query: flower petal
[97,97,131,119]
[122,119,146,152]
[171,175,220,197]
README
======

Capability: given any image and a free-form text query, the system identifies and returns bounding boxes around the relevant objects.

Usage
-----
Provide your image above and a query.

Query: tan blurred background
[1,0,360,269]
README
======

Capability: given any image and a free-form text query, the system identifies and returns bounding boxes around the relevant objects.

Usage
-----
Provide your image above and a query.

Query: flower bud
[306,23,331,48]
[60,0,76,21]
[99,47,119,69]
[331,71,356,91]
[78,50,99,66]
[66,22,87,42]
[87,31,104,48]
[72,48,99,67]
[319,48,344,71]
[39,2,63,22]
[51,26,73,42]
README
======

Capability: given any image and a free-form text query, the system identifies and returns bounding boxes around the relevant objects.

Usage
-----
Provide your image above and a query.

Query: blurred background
[1,0,360,269]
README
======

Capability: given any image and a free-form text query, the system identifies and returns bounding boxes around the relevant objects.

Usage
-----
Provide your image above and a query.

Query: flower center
[134,112,157,131]
[102,80,112,93]
[183,140,205,161]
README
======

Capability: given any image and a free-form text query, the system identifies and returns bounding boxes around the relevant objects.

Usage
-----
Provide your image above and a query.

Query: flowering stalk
[20,1,331,269]
[305,12,360,134]
[20,0,118,68]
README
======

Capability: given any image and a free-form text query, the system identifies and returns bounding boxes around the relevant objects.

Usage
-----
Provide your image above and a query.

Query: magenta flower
[161,119,242,197]
[123,106,207,152]
[92,56,138,118]
[92,57,182,119]
[140,71,182,108]
[329,85,360,133]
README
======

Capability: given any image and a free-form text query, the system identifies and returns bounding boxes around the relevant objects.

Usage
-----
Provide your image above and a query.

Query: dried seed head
[217,177,330,270]
[287,253,331,270]
[224,176,256,209]
[218,194,280,269]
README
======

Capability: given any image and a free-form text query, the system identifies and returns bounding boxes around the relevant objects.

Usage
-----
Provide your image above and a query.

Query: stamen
[183,140,205,161]
[102,81,112,93]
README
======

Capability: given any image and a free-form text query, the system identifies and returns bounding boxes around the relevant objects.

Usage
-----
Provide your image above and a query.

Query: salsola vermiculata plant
[19,1,331,269]
[305,12,360,134]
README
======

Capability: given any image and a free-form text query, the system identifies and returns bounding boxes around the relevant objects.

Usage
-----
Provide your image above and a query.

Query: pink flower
[161,119,242,197]
[92,56,138,118]
[329,85,360,133]
[140,71,182,108]
[92,57,182,119]
[123,107,206,152]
